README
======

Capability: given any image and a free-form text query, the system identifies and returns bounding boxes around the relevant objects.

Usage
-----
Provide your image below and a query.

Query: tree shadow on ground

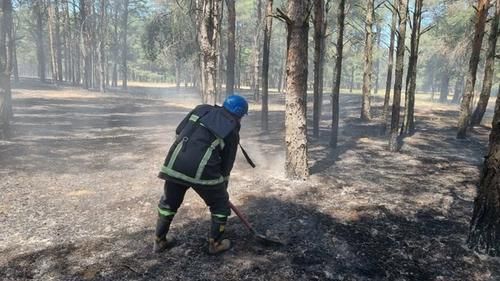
[1,196,497,281]
[309,116,386,175]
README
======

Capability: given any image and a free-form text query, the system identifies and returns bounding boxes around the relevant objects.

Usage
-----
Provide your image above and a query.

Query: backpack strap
[180,111,210,151]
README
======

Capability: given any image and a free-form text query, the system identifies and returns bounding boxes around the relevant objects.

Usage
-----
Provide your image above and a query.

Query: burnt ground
[1,81,499,281]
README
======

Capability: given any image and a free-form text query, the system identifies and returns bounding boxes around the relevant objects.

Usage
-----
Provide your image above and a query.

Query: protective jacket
[158,104,240,187]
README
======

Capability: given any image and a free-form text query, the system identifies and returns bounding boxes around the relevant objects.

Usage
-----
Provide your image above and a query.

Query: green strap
[161,165,226,185]
[167,140,184,170]
[212,214,228,219]
[189,114,200,122]
[158,207,176,217]
[195,138,222,179]
[162,113,226,186]
[188,114,224,149]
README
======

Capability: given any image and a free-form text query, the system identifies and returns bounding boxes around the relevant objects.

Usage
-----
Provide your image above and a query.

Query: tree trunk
[63,0,72,82]
[47,0,58,83]
[111,1,118,87]
[402,0,422,136]
[237,32,241,89]
[0,0,12,137]
[121,0,129,90]
[216,1,224,101]
[361,0,375,121]
[439,72,450,103]
[74,2,81,85]
[282,0,310,179]
[81,0,91,89]
[197,0,222,104]
[468,85,500,256]
[253,0,262,102]
[330,0,346,148]
[98,0,106,93]
[175,58,181,90]
[374,22,381,95]
[382,0,398,134]
[225,0,235,97]
[277,53,284,93]
[388,0,408,152]
[312,0,325,137]
[54,0,63,81]
[453,76,464,104]
[261,0,273,131]
[12,30,18,82]
[457,0,489,138]
[350,65,354,93]
[471,0,499,126]
[5,0,12,117]
[279,39,286,93]
[34,0,46,82]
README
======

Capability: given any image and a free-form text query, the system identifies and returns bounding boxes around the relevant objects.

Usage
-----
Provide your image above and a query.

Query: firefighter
[154,95,248,255]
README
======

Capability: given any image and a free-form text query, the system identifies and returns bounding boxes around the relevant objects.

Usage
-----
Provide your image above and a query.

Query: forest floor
[1,80,499,281]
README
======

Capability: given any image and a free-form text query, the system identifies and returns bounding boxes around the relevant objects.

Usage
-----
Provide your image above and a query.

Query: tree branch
[275,8,292,25]
[375,0,387,11]
[419,24,435,35]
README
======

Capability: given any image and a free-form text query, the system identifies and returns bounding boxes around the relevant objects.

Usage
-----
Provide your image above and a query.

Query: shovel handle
[228,201,256,234]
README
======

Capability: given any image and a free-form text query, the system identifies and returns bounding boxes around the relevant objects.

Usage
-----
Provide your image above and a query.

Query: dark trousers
[158,181,230,218]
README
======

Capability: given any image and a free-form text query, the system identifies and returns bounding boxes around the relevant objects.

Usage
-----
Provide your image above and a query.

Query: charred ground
[0,82,499,281]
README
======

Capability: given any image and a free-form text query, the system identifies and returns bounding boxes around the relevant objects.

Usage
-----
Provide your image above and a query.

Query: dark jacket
[158,104,240,187]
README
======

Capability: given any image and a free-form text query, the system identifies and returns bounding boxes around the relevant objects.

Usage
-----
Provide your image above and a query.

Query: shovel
[229,200,284,246]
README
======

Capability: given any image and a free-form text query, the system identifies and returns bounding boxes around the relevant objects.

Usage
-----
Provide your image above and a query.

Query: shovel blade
[255,233,285,246]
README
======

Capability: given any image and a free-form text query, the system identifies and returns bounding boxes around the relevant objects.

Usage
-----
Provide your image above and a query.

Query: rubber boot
[153,213,175,253]
[208,215,231,255]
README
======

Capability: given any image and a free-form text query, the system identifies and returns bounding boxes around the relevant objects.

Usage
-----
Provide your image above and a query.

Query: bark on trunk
[374,22,381,95]
[350,65,354,93]
[111,2,119,87]
[382,0,398,134]
[0,0,12,137]
[11,30,18,82]
[121,0,129,90]
[54,0,62,81]
[282,0,310,179]
[5,0,12,117]
[457,0,489,138]
[468,85,500,256]
[63,0,72,82]
[47,0,58,83]
[74,2,81,85]
[361,0,375,121]
[175,58,181,90]
[452,76,464,104]
[253,0,262,102]
[81,0,91,89]
[261,0,273,131]
[217,1,224,100]
[197,0,222,104]
[471,0,499,126]
[330,0,346,148]
[312,0,325,137]
[225,0,235,97]
[34,0,46,82]
[98,0,106,93]
[439,72,450,103]
[402,0,422,135]
[388,0,408,152]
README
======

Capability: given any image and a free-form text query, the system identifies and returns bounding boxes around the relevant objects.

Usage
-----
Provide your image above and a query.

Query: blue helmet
[223,95,248,118]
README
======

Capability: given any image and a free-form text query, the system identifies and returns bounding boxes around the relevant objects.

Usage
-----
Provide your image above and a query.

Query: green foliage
[142,3,196,63]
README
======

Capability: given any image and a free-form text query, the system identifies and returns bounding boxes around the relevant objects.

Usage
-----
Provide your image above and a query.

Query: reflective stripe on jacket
[158,104,240,186]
